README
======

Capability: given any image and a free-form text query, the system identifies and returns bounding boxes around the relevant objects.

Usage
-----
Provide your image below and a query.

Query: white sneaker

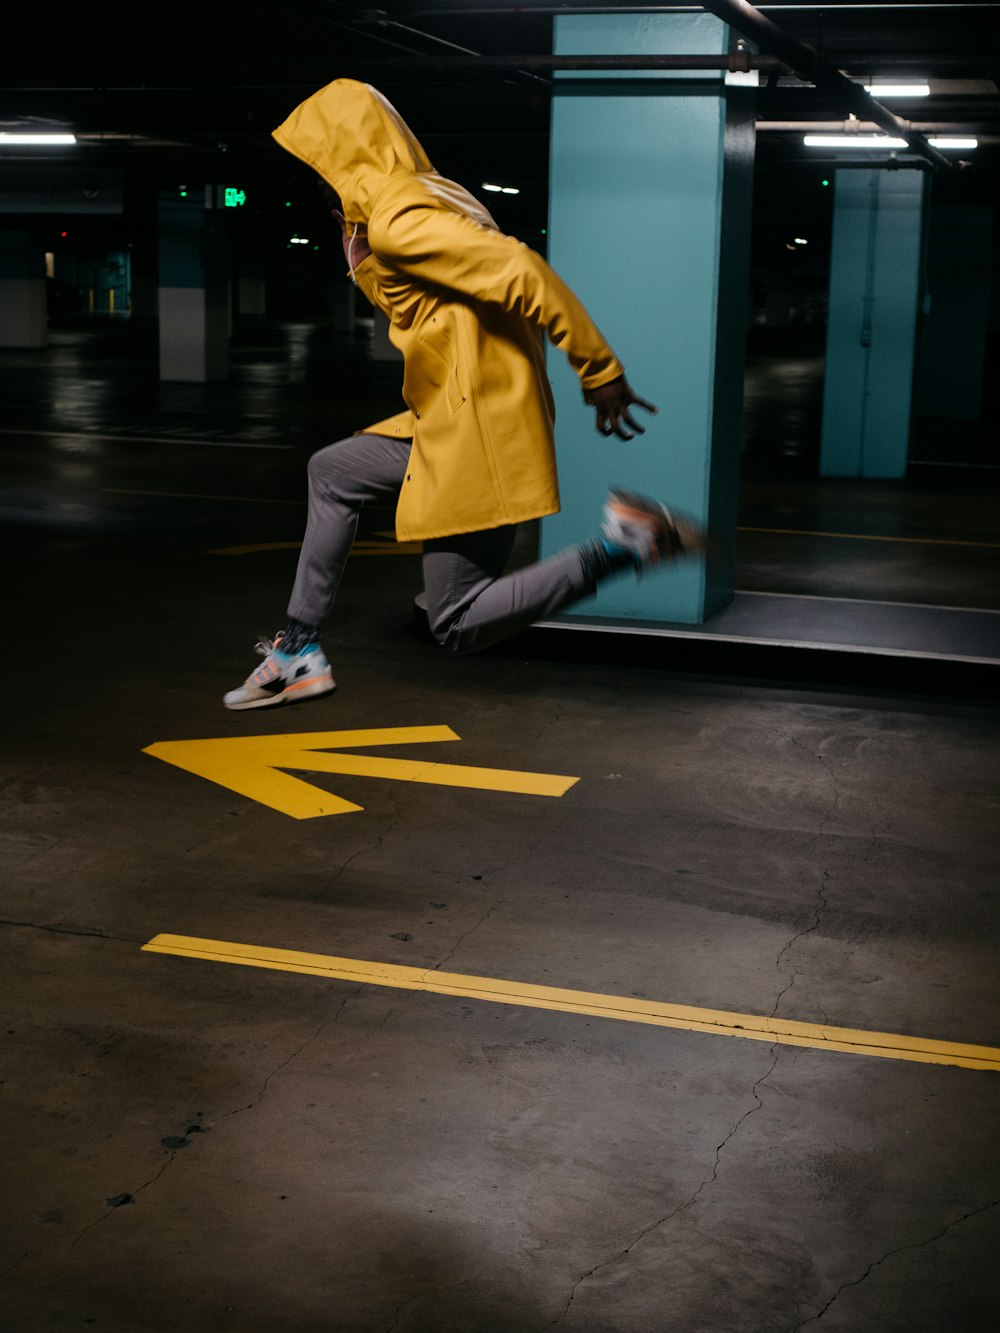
[601,488,707,568]
[223,635,335,711]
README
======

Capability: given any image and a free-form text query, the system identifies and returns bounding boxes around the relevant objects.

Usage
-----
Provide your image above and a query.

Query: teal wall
[820,168,928,479]
[540,12,755,625]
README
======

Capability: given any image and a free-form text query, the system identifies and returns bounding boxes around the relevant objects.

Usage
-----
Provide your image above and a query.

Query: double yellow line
[143,934,1000,1073]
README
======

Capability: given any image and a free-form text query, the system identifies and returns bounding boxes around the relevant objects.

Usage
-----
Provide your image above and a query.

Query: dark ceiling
[2,2,998,238]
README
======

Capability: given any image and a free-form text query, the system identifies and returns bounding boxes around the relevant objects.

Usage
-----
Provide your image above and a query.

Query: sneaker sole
[224,676,336,712]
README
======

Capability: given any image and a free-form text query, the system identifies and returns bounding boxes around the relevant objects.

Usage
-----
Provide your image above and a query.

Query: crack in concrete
[541,730,856,1329]
[384,1279,466,1332]
[771,869,831,1016]
[3,1152,183,1275]
[67,1157,176,1252]
[793,1199,1000,1329]
[219,990,356,1119]
[542,1047,783,1330]
[312,804,402,902]
[429,898,506,974]
[425,836,541,975]
[529,707,569,750]
[774,735,846,1018]
[0,918,140,945]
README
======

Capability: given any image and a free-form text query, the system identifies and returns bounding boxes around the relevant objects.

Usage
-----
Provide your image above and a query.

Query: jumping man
[224,78,705,710]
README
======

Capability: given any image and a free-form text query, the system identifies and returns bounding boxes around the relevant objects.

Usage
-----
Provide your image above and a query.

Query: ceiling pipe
[757,121,993,134]
[696,0,956,168]
[306,53,786,73]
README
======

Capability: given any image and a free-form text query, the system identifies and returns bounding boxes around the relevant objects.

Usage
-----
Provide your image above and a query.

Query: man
[224,78,704,711]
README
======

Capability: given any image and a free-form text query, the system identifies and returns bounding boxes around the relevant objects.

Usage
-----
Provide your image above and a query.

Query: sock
[578,537,639,593]
[279,617,322,656]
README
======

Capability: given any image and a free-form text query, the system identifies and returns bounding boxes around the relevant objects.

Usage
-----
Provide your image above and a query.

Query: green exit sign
[221,187,246,208]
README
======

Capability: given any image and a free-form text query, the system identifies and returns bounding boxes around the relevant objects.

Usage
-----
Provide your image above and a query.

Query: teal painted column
[820,169,928,479]
[158,190,229,381]
[540,12,755,625]
[0,232,47,348]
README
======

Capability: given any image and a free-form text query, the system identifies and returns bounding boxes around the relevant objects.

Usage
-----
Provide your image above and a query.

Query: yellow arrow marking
[143,726,579,819]
[142,934,1000,1072]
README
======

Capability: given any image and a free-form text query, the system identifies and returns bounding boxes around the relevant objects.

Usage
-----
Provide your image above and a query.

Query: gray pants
[287,434,591,653]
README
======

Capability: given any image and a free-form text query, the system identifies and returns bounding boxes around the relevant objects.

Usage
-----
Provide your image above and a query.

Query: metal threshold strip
[538,594,1000,666]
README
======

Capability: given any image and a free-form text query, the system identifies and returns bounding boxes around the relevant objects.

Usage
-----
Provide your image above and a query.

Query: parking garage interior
[2,4,999,1331]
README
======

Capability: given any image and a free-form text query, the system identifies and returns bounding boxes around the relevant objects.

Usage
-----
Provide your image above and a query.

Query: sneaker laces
[254,632,284,658]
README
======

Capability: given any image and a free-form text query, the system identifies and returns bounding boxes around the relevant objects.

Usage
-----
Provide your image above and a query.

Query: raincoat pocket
[408,332,467,419]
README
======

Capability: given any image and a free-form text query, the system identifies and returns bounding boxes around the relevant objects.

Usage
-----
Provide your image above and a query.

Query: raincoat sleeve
[367,204,625,391]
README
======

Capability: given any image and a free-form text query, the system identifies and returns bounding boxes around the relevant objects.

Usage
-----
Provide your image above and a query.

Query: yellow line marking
[208,541,303,555]
[106,487,304,505]
[141,934,1000,1072]
[739,525,1000,550]
[102,495,1000,552]
[143,726,579,818]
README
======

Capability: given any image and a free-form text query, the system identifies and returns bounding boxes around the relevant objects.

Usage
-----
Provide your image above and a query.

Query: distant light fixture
[481,183,502,193]
[0,132,76,145]
[501,187,520,195]
[289,236,309,245]
[864,83,930,98]
[794,237,808,245]
[804,134,977,151]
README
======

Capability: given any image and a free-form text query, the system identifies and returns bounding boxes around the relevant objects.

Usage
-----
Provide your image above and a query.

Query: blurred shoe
[223,634,335,711]
[601,488,708,568]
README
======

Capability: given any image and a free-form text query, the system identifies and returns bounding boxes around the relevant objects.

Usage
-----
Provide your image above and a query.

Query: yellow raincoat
[273,78,624,542]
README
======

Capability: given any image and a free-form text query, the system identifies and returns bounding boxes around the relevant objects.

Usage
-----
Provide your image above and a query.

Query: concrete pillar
[238,255,267,317]
[914,200,994,422]
[820,168,928,479]
[540,11,755,625]
[332,280,357,333]
[0,232,47,348]
[238,276,267,316]
[157,191,229,381]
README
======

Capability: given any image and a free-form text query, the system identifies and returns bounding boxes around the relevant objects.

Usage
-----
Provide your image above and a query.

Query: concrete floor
[2,320,1000,1332]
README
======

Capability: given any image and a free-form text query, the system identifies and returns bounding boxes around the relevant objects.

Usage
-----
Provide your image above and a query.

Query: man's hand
[584,376,658,440]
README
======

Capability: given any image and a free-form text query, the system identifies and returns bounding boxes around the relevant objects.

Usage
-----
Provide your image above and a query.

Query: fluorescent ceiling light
[804,135,906,148]
[803,134,977,151]
[793,237,808,245]
[501,186,520,195]
[481,183,502,192]
[0,132,76,145]
[864,83,930,98]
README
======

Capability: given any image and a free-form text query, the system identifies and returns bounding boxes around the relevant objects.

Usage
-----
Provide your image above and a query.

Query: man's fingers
[620,408,646,435]
[631,394,658,415]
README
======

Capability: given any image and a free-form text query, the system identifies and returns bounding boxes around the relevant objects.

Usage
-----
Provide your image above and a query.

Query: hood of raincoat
[272,77,493,231]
